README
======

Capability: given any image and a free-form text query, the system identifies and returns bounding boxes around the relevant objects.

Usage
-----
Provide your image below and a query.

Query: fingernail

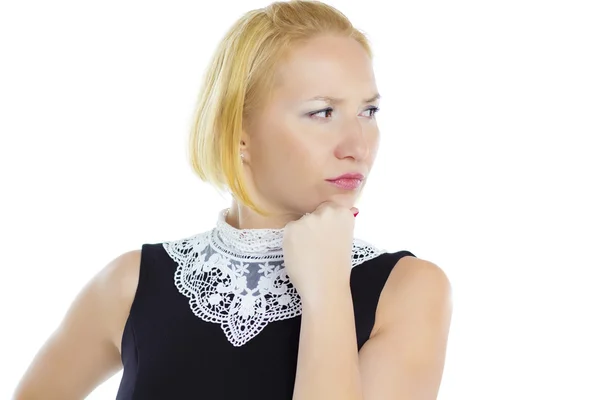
[353,211,359,217]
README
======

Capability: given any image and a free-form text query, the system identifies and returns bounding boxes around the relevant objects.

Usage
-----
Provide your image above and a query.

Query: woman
[14,1,452,399]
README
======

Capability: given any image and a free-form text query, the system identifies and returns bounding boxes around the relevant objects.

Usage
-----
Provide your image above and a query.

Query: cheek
[269,129,318,167]
[280,145,319,174]
[252,116,330,179]
[371,139,380,160]
[252,133,304,178]
[266,142,323,185]
[368,129,380,162]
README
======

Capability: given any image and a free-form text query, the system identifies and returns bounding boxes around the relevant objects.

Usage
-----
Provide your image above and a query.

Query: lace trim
[215,208,284,253]
[162,210,386,347]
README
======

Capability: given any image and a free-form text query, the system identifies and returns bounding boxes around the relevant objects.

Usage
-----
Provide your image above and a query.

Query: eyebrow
[306,93,381,104]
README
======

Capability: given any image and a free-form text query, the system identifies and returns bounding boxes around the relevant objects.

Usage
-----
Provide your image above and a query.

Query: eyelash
[308,106,380,120]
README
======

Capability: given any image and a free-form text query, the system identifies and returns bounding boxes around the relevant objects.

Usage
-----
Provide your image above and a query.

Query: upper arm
[358,257,453,400]
[13,249,141,400]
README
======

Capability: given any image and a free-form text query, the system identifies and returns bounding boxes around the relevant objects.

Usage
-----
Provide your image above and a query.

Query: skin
[13,34,452,400]
[226,33,380,229]
[231,34,452,399]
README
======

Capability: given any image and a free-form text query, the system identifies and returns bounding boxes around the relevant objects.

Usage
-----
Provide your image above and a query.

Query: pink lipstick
[326,173,364,190]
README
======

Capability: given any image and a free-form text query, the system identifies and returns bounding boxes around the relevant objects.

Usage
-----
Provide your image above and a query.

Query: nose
[334,117,373,161]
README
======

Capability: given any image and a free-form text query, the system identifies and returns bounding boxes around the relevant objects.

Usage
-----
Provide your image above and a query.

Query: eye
[361,106,380,118]
[308,107,334,119]
[308,106,380,120]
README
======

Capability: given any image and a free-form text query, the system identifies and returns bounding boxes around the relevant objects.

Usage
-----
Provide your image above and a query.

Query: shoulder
[95,249,142,352]
[373,255,452,336]
[99,249,141,284]
[95,249,142,305]
[12,249,143,399]
[389,256,451,296]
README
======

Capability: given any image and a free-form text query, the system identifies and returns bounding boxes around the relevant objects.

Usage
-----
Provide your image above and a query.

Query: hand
[282,201,358,305]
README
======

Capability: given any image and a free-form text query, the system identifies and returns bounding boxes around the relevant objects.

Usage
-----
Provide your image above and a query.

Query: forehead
[271,35,376,104]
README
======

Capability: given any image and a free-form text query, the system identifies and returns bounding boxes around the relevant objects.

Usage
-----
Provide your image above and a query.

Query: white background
[1,0,599,398]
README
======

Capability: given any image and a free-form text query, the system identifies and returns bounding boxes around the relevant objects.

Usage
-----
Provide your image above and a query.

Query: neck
[226,200,304,230]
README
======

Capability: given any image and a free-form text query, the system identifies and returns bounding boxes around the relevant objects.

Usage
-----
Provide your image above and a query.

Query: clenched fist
[282,202,359,306]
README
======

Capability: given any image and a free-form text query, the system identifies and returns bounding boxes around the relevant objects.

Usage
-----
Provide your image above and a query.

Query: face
[241,34,380,215]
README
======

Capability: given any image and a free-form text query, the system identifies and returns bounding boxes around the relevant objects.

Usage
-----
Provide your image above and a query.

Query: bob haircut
[188,0,372,216]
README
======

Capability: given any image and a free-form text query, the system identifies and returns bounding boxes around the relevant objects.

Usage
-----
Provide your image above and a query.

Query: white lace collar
[162,208,386,347]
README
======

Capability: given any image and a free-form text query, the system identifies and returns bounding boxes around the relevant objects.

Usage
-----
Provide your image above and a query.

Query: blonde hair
[188,0,372,216]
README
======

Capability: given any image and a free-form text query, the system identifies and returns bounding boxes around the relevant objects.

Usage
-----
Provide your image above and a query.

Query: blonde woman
[14,1,452,399]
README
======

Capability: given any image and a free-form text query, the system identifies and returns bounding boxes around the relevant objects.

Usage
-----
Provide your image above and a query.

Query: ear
[239,128,250,163]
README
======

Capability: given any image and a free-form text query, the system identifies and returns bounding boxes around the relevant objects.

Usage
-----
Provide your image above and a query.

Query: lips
[326,173,365,181]
[325,173,364,190]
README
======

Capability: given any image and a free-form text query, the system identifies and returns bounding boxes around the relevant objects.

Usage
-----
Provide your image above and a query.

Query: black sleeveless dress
[116,241,415,399]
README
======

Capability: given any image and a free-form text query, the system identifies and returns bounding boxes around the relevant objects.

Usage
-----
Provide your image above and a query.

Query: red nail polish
[353,211,359,217]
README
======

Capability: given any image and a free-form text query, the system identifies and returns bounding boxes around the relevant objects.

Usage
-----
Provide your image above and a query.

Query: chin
[327,193,358,206]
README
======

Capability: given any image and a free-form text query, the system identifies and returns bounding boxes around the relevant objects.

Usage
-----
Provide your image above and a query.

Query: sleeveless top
[116,210,416,399]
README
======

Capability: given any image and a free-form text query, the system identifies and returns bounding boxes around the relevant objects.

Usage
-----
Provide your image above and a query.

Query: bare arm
[292,284,363,400]
[292,257,452,400]
[13,250,141,400]
[358,258,452,399]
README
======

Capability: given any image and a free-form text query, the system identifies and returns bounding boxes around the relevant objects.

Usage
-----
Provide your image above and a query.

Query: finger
[312,200,337,214]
